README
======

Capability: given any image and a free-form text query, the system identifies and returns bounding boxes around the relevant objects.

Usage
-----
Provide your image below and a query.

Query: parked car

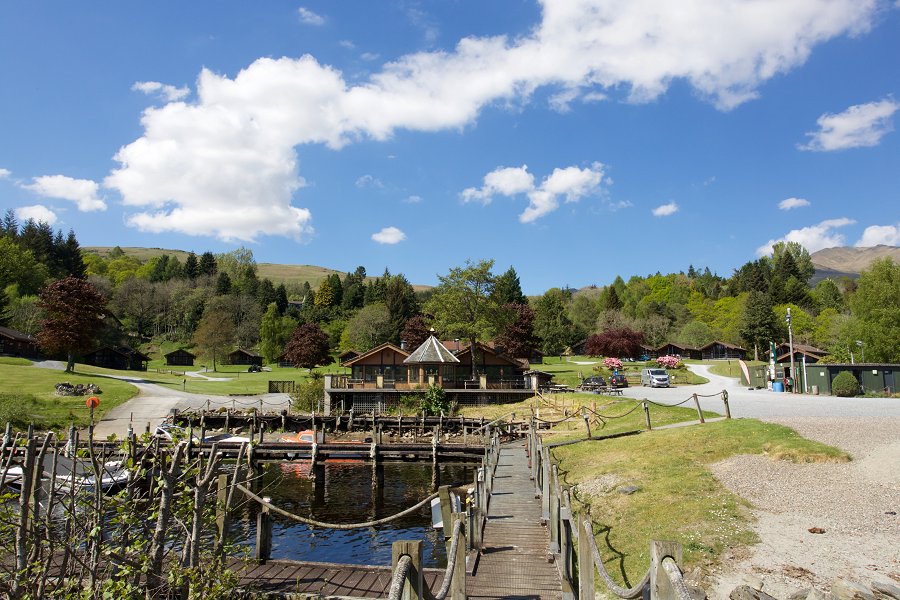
[640,368,670,388]
[609,374,629,388]
[582,375,607,387]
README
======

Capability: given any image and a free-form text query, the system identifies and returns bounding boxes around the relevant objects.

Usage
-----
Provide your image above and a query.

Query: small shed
[164,348,196,367]
[0,325,39,357]
[228,348,263,366]
[83,346,150,371]
[804,363,897,395]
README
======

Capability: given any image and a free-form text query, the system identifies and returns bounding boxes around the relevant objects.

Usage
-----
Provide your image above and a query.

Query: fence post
[439,485,453,553]
[650,540,682,600]
[216,474,228,542]
[391,540,424,600]
[255,497,272,562]
[549,465,560,553]
[643,401,652,431]
[541,446,551,523]
[578,517,595,600]
[722,390,731,419]
[451,514,467,600]
[691,394,705,424]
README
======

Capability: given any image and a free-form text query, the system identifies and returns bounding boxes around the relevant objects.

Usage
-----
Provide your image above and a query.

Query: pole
[786,307,795,394]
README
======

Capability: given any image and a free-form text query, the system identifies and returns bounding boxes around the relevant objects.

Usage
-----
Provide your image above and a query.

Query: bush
[291,378,325,412]
[421,385,450,416]
[831,371,860,397]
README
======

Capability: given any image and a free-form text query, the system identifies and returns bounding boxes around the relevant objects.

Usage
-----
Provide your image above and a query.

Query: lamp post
[856,340,865,363]
[786,308,795,393]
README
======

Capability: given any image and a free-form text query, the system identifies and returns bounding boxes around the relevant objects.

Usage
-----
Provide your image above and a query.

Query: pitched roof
[342,342,408,366]
[403,335,460,364]
[455,342,529,370]
[164,348,196,358]
[0,325,35,342]
[229,348,261,357]
[700,340,746,351]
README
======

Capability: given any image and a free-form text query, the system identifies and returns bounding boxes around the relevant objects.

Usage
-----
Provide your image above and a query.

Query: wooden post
[643,401,652,431]
[391,540,423,600]
[255,498,272,562]
[691,394,705,424]
[722,391,731,419]
[549,465,560,553]
[451,514,467,600]
[578,517,595,600]
[650,540,683,600]
[541,446,551,523]
[582,409,591,439]
[216,474,228,542]
[224,409,230,433]
[438,485,453,550]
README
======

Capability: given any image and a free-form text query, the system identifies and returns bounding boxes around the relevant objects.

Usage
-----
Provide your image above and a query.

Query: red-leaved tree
[584,327,644,359]
[37,276,106,372]
[400,315,431,351]
[284,322,331,371]
[494,303,538,358]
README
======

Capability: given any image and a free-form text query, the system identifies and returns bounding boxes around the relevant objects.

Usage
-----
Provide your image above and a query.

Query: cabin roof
[403,335,460,364]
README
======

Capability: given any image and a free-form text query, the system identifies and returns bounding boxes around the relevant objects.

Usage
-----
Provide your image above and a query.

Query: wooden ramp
[467,442,562,600]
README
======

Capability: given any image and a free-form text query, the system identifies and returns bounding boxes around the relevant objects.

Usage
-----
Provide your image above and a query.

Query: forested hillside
[2,209,899,366]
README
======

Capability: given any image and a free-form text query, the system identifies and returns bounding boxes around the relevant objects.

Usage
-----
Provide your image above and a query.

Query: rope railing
[236,483,440,529]
[387,555,413,600]
[585,519,650,598]
[429,518,464,600]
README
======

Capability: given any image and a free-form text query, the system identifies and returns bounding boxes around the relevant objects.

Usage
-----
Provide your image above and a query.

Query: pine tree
[62,230,86,278]
[184,252,200,279]
[739,291,778,359]
[492,266,527,305]
[1,209,18,238]
[199,251,217,276]
[275,283,288,315]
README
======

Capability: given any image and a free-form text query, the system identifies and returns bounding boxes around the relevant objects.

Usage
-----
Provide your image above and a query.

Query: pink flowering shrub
[603,357,623,370]
[656,355,682,369]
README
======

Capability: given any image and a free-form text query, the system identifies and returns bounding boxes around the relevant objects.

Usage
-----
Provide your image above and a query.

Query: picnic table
[547,384,574,393]
[598,386,623,396]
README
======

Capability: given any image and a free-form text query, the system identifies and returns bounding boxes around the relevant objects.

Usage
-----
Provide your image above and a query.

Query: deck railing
[328,375,532,391]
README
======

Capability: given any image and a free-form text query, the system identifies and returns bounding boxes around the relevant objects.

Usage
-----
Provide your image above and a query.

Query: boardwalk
[468,441,562,600]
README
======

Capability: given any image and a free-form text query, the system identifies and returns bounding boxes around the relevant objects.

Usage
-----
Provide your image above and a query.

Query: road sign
[86,396,101,409]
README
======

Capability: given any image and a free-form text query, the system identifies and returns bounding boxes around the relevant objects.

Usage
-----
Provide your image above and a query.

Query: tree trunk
[66,352,75,372]
[470,337,478,380]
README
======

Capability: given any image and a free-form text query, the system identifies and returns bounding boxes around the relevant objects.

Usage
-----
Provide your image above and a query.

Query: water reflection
[229,461,474,567]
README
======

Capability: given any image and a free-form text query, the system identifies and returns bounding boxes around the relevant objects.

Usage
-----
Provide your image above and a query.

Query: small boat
[2,454,130,494]
[279,430,317,444]
[153,423,250,444]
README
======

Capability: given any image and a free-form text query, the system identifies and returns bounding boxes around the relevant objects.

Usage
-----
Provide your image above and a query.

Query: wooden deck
[467,442,562,600]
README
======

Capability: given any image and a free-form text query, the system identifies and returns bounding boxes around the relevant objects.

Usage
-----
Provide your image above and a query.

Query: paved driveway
[621,363,900,418]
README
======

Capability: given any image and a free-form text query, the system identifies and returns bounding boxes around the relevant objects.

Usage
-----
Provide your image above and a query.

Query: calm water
[229,461,475,567]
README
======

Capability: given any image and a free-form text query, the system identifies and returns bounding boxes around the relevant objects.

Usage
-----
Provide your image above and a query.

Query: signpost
[86,396,101,425]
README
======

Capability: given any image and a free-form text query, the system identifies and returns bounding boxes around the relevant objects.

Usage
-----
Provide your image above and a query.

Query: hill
[83,246,431,290]
[809,245,900,282]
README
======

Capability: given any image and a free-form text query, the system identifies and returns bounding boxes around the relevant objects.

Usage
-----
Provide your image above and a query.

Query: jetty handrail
[387,554,414,600]
[428,517,466,600]
[237,483,440,529]
[529,420,704,600]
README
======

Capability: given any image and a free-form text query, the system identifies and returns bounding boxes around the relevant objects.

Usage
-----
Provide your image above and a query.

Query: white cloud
[462,162,606,222]
[372,226,406,244]
[652,202,678,217]
[800,98,899,151]
[404,195,422,204]
[856,223,900,247]
[339,40,355,50]
[131,81,189,102]
[360,52,380,62]
[0,168,10,179]
[756,217,856,255]
[355,174,384,189]
[297,7,325,26]
[778,197,811,210]
[106,1,879,241]
[23,175,106,212]
[14,204,58,225]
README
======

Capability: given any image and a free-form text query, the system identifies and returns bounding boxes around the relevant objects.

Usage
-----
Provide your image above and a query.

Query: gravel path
[709,416,900,598]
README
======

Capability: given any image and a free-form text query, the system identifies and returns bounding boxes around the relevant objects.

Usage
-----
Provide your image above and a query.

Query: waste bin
[772,381,785,392]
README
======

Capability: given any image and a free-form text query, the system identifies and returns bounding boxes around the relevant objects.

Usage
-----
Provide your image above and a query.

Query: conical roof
[403,335,460,364]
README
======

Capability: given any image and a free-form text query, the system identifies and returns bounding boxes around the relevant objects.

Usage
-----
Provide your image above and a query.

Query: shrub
[603,357,623,370]
[421,385,450,416]
[656,355,682,369]
[831,371,860,397]
[291,378,325,412]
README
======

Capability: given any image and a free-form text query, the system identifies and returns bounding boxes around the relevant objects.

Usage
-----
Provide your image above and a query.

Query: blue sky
[1,1,898,294]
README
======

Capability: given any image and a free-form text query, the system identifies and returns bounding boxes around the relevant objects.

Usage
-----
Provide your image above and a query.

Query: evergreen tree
[62,230,86,278]
[163,255,183,280]
[492,266,527,305]
[0,286,10,326]
[198,251,217,276]
[1,209,17,238]
[275,283,289,315]
[384,273,419,343]
[327,273,343,308]
[601,285,623,311]
[256,278,278,311]
[184,252,200,279]
[314,277,336,307]
[739,291,779,359]
[215,272,232,295]
[533,288,577,355]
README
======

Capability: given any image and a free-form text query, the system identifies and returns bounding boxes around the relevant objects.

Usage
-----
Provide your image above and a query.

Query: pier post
[216,474,228,542]
[541,446,551,523]
[578,516,595,600]
[255,498,272,563]
[438,485,453,552]
[651,540,682,600]
[451,513,467,600]
[391,540,423,600]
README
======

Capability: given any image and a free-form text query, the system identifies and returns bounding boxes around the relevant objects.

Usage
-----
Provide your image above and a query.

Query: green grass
[536,356,708,387]
[0,363,139,430]
[707,360,765,379]
[0,356,33,366]
[552,419,849,585]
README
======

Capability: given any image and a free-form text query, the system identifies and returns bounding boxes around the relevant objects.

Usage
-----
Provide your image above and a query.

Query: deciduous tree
[37,276,106,372]
[284,322,331,371]
[494,303,538,358]
[584,327,644,358]
[192,310,235,371]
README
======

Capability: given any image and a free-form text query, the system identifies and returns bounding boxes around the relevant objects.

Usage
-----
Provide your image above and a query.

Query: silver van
[641,368,670,387]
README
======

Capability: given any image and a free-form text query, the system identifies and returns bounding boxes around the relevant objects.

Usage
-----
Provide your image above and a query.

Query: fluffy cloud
[756,217,856,255]
[856,223,900,247]
[778,197,811,210]
[799,99,899,151]
[23,175,106,212]
[15,204,58,225]
[652,202,678,217]
[0,168,10,179]
[132,81,189,102]
[404,195,422,204]
[461,163,605,222]
[107,0,879,241]
[297,7,324,26]
[371,226,406,244]
[355,174,384,189]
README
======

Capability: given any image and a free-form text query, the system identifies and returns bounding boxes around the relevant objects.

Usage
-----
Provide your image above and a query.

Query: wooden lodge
[700,340,746,360]
[774,342,826,364]
[228,348,263,366]
[83,346,150,371]
[164,348,196,366]
[324,335,536,413]
[0,325,39,357]
[646,342,703,361]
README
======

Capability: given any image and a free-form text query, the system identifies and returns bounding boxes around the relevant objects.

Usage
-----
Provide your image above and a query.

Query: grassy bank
[707,360,765,379]
[0,361,139,430]
[550,419,849,585]
[536,356,709,387]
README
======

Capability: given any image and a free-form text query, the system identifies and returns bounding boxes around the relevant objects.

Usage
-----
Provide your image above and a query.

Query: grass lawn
[550,418,849,586]
[707,360,765,379]
[535,356,709,387]
[0,361,139,430]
